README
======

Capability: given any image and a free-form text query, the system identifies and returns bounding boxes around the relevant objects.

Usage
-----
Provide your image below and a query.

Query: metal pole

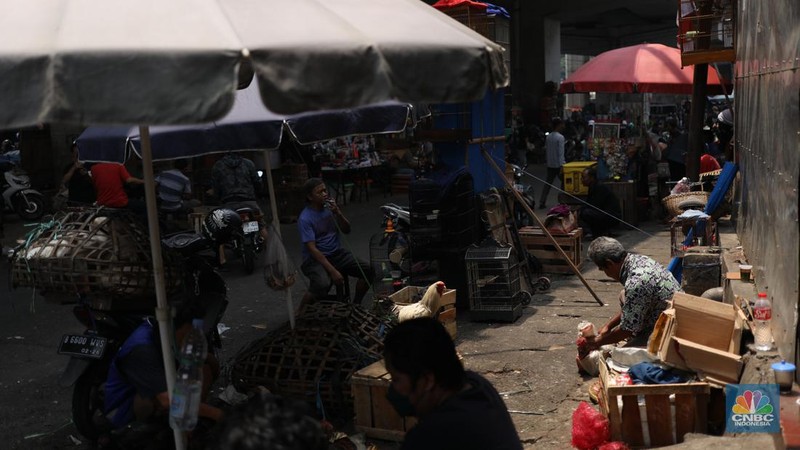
[480,148,605,306]
[139,126,186,449]
[262,148,295,329]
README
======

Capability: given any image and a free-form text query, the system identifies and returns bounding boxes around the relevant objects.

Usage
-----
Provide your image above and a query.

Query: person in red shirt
[700,152,721,174]
[91,162,144,208]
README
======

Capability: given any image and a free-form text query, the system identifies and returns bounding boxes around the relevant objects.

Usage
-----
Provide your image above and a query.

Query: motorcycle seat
[161,232,209,254]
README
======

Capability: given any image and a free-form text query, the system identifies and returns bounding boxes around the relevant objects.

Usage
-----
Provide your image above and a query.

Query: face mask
[386,384,416,417]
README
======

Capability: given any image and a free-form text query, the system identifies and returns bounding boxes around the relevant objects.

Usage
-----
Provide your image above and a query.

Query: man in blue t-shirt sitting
[298,178,374,307]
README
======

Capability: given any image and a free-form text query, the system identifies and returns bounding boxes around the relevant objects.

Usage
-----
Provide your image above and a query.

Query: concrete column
[513,1,561,126]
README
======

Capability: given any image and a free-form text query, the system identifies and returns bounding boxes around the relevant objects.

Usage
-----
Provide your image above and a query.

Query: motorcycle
[1,150,46,220]
[223,170,266,275]
[55,231,228,444]
[228,204,264,275]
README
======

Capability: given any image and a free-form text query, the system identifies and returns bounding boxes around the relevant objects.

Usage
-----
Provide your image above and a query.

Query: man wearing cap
[298,178,374,307]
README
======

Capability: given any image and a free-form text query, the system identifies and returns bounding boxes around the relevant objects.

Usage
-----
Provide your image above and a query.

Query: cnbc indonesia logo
[730,390,775,427]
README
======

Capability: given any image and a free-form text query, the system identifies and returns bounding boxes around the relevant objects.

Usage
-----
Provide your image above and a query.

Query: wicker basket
[661,191,710,218]
[11,207,181,307]
[230,302,391,419]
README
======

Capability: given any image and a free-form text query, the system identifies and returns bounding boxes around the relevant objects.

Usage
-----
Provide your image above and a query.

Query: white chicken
[393,281,446,322]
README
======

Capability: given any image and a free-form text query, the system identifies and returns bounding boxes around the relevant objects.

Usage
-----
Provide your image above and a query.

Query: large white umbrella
[0,0,507,128]
[0,0,508,445]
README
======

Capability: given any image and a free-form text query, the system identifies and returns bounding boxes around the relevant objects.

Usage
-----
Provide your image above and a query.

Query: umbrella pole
[480,148,605,306]
[139,126,186,450]
[262,149,295,329]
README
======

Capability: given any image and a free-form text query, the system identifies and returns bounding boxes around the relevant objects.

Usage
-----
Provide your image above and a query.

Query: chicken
[393,281,446,322]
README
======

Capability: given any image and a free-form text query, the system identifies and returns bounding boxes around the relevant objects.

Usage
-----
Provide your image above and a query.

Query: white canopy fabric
[0,0,508,129]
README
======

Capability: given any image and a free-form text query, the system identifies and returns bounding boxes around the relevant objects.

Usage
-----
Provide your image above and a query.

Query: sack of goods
[11,207,181,306]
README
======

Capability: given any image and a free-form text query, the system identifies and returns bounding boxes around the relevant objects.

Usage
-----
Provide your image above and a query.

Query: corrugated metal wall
[735,0,799,366]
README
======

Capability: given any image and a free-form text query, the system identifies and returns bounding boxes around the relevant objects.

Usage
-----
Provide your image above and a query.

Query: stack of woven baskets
[661,191,710,218]
[11,207,181,309]
[231,301,391,419]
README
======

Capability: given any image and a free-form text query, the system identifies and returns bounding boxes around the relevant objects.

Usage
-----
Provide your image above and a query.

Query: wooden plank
[674,393,696,443]
[372,386,406,432]
[354,426,407,442]
[606,392,623,441]
[645,394,674,447]
[620,395,644,447]
[599,361,623,440]
[352,383,374,430]
[606,382,709,397]
[695,393,709,434]
[355,359,389,379]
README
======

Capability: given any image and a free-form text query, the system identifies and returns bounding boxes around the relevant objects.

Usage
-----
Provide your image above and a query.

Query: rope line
[496,153,657,239]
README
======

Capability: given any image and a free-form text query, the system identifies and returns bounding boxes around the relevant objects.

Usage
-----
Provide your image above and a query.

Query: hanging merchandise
[263,224,297,291]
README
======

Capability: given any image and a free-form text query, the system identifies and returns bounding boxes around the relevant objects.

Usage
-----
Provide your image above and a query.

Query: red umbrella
[559,43,731,95]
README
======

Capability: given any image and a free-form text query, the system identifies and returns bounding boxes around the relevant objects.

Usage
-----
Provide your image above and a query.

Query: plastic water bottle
[169,319,206,431]
[752,292,773,351]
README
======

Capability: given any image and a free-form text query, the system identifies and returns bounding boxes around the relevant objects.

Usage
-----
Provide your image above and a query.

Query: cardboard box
[351,359,417,441]
[598,355,710,447]
[388,286,457,339]
[654,292,745,384]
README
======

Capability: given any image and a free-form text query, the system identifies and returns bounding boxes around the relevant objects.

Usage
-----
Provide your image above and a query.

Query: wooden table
[321,165,374,205]
[602,180,639,226]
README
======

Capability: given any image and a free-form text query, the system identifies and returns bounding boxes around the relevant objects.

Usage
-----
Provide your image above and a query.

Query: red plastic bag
[598,442,629,450]
[571,401,610,450]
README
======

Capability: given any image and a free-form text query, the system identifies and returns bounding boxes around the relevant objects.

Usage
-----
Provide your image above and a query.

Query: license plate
[242,221,259,233]
[58,334,107,359]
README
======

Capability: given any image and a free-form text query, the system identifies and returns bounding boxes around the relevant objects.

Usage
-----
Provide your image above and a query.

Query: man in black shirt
[383,318,522,450]
[578,167,621,239]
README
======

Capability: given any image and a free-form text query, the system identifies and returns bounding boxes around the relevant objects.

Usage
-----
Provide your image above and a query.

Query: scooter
[1,151,46,221]
[379,203,412,276]
[56,231,228,444]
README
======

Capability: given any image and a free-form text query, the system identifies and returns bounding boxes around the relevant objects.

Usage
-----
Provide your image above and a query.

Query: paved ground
[0,163,766,449]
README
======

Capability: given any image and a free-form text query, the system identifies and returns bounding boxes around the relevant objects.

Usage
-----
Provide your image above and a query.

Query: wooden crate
[388,286,457,339]
[598,357,710,448]
[517,226,583,273]
[351,359,417,441]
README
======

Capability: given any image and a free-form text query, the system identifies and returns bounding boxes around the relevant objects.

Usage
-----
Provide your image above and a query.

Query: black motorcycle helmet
[201,208,242,244]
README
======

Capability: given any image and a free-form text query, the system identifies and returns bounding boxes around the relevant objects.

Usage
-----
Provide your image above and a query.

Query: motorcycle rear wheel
[242,246,255,274]
[72,364,111,442]
[13,193,45,220]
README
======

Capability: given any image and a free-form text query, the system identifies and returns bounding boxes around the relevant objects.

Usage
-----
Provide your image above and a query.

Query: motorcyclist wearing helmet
[211,153,269,266]
[201,208,243,268]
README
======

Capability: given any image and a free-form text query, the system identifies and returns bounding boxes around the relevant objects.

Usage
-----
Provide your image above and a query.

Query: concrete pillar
[513,2,561,127]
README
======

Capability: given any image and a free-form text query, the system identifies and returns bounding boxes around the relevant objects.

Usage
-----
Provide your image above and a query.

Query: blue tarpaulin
[77,80,411,163]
